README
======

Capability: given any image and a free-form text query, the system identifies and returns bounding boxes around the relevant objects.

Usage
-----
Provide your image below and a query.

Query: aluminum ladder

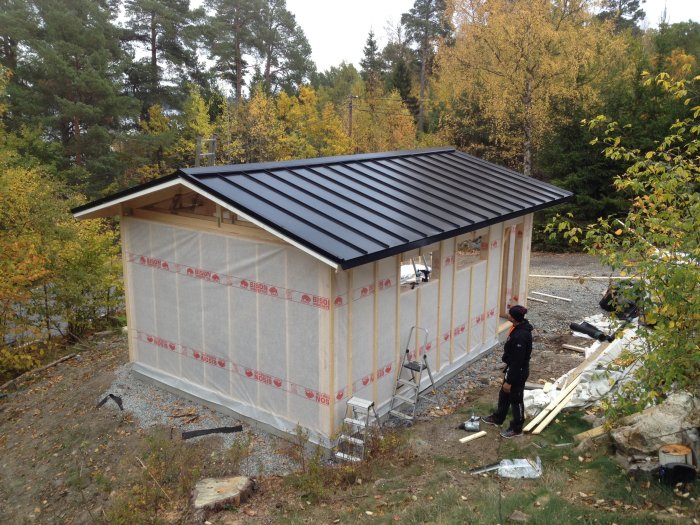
[335,397,381,462]
[388,326,438,422]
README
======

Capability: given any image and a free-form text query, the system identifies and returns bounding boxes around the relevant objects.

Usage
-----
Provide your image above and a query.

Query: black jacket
[502,320,533,384]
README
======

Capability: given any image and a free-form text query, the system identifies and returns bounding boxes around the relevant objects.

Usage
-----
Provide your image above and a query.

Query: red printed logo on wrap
[336,390,344,400]
[273,378,282,388]
[334,296,344,306]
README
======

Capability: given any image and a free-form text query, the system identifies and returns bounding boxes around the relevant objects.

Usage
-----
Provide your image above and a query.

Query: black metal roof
[73,148,572,270]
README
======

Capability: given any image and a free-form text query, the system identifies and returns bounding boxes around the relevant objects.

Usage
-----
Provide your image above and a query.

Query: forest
[1,0,699,390]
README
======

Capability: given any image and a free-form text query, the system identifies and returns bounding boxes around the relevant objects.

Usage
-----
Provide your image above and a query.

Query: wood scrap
[459,430,487,444]
[527,296,548,303]
[532,291,572,302]
[574,425,609,443]
[525,382,544,390]
[562,344,587,353]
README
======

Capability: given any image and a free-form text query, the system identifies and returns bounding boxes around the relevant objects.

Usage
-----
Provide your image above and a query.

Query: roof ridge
[180,147,455,178]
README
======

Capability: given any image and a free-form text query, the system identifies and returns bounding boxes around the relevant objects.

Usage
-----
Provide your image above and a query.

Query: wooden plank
[563,341,613,388]
[523,376,582,432]
[459,430,487,444]
[531,291,572,302]
[527,296,548,303]
[531,388,578,434]
[562,344,587,353]
[574,425,609,443]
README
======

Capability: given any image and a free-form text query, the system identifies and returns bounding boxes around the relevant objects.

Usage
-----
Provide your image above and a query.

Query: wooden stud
[328,265,336,437]
[372,261,379,403]
[562,344,587,353]
[119,213,137,363]
[346,269,354,396]
[449,236,458,364]
[435,241,445,370]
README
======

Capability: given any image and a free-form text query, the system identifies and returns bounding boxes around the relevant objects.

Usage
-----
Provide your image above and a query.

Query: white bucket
[658,444,693,466]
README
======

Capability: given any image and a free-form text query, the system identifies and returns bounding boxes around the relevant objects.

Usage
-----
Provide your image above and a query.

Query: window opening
[456,234,486,270]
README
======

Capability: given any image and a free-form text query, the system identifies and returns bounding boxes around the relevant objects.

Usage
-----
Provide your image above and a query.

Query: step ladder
[335,397,381,462]
[388,326,438,422]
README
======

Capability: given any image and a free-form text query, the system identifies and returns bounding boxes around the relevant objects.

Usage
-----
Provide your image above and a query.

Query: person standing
[481,305,533,438]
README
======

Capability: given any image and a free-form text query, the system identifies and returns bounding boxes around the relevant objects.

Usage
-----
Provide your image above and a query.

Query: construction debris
[181,426,243,440]
[470,457,542,478]
[96,393,123,411]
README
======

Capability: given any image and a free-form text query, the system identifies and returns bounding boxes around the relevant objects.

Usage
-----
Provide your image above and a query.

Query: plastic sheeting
[122,213,534,445]
[124,217,331,442]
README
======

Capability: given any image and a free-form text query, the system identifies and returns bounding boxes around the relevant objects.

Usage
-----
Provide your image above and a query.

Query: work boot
[481,415,502,426]
[500,428,523,439]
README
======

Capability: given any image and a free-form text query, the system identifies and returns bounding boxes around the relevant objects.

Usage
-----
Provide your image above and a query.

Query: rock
[192,476,255,520]
[610,393,700,455]
[508,509,529,522]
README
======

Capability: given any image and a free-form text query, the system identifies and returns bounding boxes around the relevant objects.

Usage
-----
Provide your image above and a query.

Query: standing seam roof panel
[73,148,573,269]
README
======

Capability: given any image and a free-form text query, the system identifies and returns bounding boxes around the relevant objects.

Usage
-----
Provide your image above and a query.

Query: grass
[272,412,697,525]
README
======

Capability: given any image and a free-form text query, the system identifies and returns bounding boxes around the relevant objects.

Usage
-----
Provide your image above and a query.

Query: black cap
[509,305,528,322]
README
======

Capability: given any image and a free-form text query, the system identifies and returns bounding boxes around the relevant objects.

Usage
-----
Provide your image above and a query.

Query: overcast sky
[285,0,700,72]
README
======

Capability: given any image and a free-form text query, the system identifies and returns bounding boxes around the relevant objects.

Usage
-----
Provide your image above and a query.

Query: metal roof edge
[180,147,456,177]
[71,174,180,217]
[337,195,574,270]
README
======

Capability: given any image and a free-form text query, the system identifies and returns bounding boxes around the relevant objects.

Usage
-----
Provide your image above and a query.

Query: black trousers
[493,376,527,432]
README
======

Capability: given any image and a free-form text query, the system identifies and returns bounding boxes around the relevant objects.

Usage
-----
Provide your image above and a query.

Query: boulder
[610,393,700,455]
[192,476,255,520]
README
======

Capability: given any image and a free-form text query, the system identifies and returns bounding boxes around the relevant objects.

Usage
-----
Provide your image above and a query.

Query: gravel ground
[103,252,615,473]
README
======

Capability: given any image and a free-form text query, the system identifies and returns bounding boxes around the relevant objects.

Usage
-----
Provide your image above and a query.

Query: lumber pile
[525,340,615,434]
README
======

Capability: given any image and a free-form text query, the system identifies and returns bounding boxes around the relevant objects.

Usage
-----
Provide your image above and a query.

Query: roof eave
[335,193,574,270]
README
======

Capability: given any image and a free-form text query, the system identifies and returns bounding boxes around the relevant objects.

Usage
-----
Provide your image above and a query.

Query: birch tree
[439,0,621,177]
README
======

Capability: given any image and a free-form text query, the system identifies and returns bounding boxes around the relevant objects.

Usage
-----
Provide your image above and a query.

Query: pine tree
[256,0,314,94]
[360,30,384,96]
[122,0,200,118]
[4,0,138,195]
[205,0,263,102]
[401,0,451,133]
